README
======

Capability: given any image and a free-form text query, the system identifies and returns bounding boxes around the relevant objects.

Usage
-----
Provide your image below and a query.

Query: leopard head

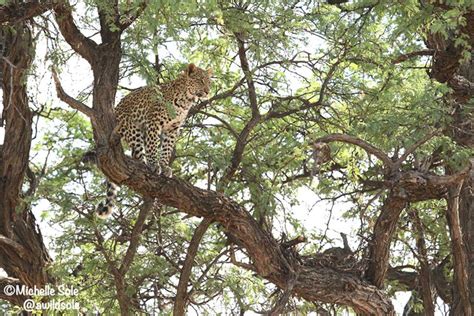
[183,63,212,101]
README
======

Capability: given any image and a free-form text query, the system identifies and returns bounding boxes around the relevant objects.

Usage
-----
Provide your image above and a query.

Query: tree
[0,0,472,315]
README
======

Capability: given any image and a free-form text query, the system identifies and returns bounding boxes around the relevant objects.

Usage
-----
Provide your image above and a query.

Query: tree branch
[216,34,263,187]
[52,68,95,118]
[119,0,148,31]
[394,129,441,168]
[446,180,471,316]
[391,49,435,65]
[408,209,435,315]
[98,153,395,314]
[0,277,28,306]
[316,133,394,171]
[0,234,28,258]
[366,193,407,288]
[0,1,54,24]
[235,34,259,118]
[174,218,213,316]
[53,0,98,63]
[119,198,153,275]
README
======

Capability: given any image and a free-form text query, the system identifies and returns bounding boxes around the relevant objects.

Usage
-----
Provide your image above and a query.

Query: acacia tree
[0,0,473,315]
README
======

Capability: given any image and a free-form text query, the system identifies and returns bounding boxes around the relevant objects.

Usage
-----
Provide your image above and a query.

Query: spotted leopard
[97,63,212,218]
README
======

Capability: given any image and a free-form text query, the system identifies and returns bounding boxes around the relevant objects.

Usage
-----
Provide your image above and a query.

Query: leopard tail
[96,181,119,219]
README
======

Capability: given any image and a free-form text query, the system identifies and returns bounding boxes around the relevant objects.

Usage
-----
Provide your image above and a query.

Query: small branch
[268,271,298,315]
[394,129,441,168]
[174,218,213,316]
[316,134,394,171]
[119,0,148,30]
[281,236,306,249]
[392,49,435,65]
[119,198,153,275]
[188,77,246,116]
[235,33,259,118]
[51,68,95,118]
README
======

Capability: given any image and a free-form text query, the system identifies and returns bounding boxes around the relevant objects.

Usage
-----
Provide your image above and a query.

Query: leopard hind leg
[96,122,145,219]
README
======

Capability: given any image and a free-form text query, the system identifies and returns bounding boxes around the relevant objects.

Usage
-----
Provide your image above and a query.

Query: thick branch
[0,24,53,303]
[97,152,395,314]
[0,234,28,257]
[53,0,98,63]
[366,193,407,288]
[409,209,435,315]
[0,1,53,24]
[446,181,471,316]
[174,218,213,316]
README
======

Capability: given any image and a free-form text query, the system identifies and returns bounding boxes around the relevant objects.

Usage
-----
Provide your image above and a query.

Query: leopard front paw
[161,165,173,178]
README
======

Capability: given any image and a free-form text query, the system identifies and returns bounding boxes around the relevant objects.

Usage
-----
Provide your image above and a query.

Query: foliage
[1,0,472,314]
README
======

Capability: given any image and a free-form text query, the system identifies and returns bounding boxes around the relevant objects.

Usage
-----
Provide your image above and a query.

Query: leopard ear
[207,68,213,76]
[186,63,196,75]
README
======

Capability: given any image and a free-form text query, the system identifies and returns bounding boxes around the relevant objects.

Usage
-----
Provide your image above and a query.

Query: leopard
[96,63,212,218]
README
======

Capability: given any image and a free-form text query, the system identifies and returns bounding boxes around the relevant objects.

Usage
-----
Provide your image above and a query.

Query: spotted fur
[97,63,212,218]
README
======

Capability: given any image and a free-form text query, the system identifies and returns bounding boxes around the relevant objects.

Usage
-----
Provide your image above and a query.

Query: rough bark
[366,193,407,288]
[0,23,52,305]
[409,210,435,316]
[424,4,474,313]
[447,181,472,316]
[0,1,54,24]
[458,171,474,312]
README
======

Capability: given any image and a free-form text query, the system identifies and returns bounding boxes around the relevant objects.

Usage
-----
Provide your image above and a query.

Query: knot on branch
[389,164,471,202]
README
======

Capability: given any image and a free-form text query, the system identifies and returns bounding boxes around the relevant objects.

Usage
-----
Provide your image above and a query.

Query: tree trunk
[0,23,52,305]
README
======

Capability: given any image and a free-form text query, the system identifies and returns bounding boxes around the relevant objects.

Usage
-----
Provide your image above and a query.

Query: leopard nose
[197,91,207,98]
